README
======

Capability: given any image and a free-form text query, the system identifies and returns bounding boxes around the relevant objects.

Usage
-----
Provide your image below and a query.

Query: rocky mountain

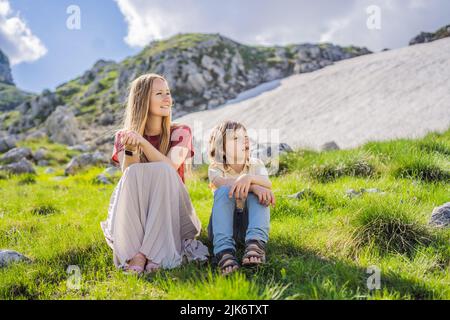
[178,37,450,151]
[0,49,33,112]
[409,24,450,45]
[1,33,371,151]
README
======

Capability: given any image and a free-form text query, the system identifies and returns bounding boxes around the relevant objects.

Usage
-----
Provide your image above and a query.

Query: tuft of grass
[309,155,377,183]
[30,203,60,216]
[17,173,37,185]
[393,158,450,183]
[351,202,434,256]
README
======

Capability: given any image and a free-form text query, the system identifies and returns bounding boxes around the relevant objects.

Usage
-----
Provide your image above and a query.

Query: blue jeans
[209,185,270,255]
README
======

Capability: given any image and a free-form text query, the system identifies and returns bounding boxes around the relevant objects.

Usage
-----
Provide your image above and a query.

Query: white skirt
[101,162,209,269]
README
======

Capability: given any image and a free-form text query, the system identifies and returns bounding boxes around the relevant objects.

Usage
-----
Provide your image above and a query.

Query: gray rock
[25,129,48,141]
[0,49,14,85]
[0,250,30,268]
[68,144,91,152]
[287,188,312,200]
[64,151,107,175]
[103,166,121,177]
[252,142,293,160]
[33,147,48,161]
[0,135,17,153]
[9,90,61,134]
[0,147,33,164]
[321,141,340,151]
[429,202,450,227]
[0,158,36,174]
[44,167,55,174]
[98,113,115,126]
[346,189,362,199]
[95,173,112,184]
[346,188,385,198]
[45,105,83,146]
[37,160,49,166]
[409,25,450,46]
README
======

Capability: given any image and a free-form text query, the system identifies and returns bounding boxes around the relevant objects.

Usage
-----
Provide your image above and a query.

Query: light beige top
[208,157,269,192]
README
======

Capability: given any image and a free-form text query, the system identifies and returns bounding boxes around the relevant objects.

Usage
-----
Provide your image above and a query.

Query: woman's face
[225,128,249,165]
[149,78,173,117]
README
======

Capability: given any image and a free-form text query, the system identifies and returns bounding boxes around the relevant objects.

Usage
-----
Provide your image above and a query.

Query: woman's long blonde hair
[119,73,181,163]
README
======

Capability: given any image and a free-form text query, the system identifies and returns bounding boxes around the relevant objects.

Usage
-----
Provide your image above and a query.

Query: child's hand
[229,174,253,200]
[251,185,276,207]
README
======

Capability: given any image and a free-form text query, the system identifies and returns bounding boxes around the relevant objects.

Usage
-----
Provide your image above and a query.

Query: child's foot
[124,252,147,275]
[216,250,239,276]
[242,240,266,267]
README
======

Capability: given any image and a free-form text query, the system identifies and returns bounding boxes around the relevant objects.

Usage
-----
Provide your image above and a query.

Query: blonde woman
[101,73,208,275]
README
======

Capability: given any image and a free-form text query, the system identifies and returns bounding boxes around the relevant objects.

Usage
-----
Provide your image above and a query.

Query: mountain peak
[0,49,14,85]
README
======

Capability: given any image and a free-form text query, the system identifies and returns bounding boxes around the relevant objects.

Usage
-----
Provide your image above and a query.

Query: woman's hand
[121,130,146,151]
[229,174,253,200]
[251,185,276,207]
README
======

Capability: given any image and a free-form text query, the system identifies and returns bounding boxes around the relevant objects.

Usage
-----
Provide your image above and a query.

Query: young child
[207,120,275,276]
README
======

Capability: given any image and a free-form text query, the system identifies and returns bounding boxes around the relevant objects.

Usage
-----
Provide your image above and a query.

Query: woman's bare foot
[125,252,147,274]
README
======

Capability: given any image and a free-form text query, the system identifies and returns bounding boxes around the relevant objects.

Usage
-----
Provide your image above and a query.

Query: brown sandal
[242,239,266,267]
[216,250,240,276]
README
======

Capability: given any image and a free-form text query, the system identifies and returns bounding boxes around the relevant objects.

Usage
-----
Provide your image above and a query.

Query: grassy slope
[0,129,449,300]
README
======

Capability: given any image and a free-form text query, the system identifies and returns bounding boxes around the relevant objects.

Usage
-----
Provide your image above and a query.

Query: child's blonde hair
[208,120,250,172]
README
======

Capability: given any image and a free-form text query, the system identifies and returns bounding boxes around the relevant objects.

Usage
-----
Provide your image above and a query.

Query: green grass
[0,128,449,299]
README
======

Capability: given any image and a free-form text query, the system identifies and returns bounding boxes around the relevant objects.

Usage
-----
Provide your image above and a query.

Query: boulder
[45,105,83,146]
[9,90,61,134]
[321,141,340,151]
[251,142,293,164]
[64,151,107,175]
[0,158,36,174]
[0,147,33,164]
[0,250,30,268]
[429,202,450,227]
[0,135,17,153]
[33,147,48,161]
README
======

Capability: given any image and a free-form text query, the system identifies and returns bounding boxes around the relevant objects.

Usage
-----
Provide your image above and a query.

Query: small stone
[0,250,30,268]
[96,173,112,184]
[44,167,55,174]
[429,202,450,228]
[103,166,120,177]
[287,188,312,200]
[37,160,49,166]
[346,189,362,198]
[321,141,340,151]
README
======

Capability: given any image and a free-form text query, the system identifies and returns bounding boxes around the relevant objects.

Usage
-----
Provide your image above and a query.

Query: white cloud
[115,0,450,52]
[0,0,47,65]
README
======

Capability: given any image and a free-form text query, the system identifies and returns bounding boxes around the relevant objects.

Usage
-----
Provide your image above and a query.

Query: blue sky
[1,0,449,93]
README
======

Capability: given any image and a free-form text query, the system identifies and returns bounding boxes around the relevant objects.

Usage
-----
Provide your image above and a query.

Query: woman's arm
[119,149,140,172]
[120,129,189,171]
[140,138,188,171]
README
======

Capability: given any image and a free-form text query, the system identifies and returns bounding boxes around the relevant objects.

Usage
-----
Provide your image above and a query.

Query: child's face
[225,128,249,165]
